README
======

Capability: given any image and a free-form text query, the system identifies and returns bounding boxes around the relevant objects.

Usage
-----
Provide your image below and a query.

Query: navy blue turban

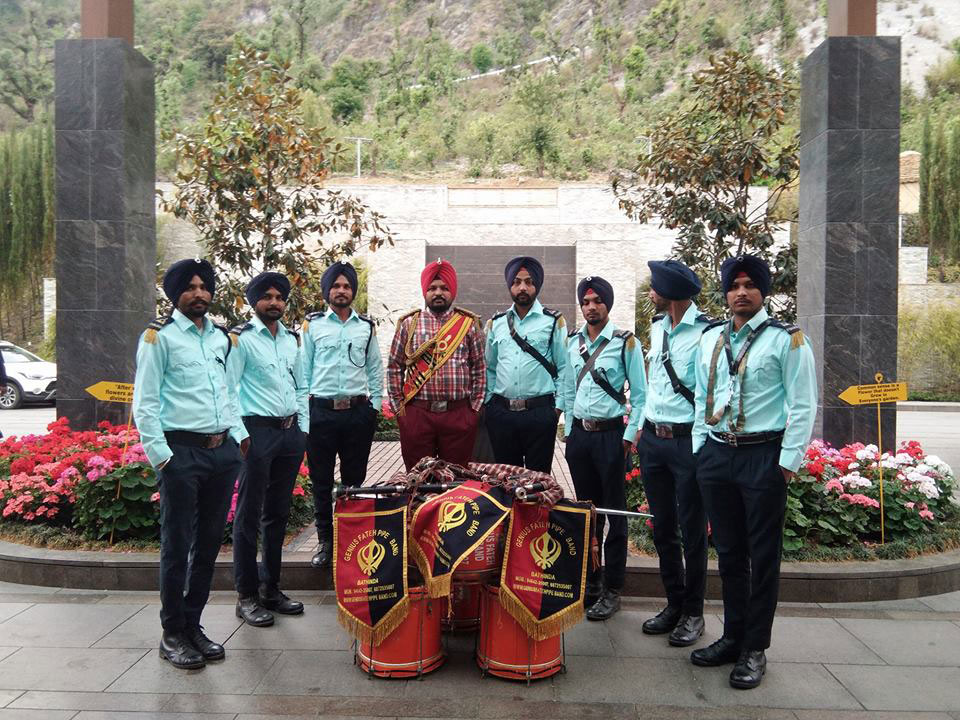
[163,258,215,304]
[721,254,772,297]
[245,272,290,307]
[577,275,614,310]
[648,260,702,301]
[504,256,544,291]
[321,261,358,301]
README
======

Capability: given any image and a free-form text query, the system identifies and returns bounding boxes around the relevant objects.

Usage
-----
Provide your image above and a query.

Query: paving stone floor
[0,580,958,719]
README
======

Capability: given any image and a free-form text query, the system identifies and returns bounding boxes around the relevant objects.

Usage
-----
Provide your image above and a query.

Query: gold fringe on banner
[497,585,584,641]
[409,538,454,598]
[337,594,411,647]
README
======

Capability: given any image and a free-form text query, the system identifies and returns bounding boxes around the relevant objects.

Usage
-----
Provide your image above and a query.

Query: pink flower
[150,492,161,503]
[824,479,843,493]
[920,509,934,520]
[904,501,915,509]
[838,493,880,508]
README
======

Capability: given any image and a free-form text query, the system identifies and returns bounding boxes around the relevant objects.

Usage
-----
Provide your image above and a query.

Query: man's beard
[428,297,451,313]
[585,315,604,326]
[181,301,208,319]
[256,307,283,324]
[330,295,352,308]
[512,291,535,308]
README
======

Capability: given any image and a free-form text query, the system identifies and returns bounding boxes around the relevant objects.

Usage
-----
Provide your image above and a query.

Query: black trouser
[640,431,707,616]
[305,398,377,541]
[564,424,628,591]
[484,397,558,473]
[697,437,787,650]
[232,421,306,597]
[157,439,242,632]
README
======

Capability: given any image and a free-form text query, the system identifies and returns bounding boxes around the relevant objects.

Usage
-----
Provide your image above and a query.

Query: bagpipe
[332,457,651,681]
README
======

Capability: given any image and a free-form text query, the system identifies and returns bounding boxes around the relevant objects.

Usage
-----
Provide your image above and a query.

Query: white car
[0,341,57,410]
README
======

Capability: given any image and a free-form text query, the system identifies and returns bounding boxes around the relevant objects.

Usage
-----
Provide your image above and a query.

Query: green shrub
[73,463,159,541]
[899,302,960,398]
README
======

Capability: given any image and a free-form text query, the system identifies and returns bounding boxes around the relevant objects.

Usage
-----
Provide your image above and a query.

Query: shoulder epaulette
[542,306,566,329]
[614,329,637,350]
[142,316,173,344]
[229,322,253,335]
[287,327,301,347]
[652,313,665,322]
[491,310,508,321]
[454,306,479,320]
[567,328,578,339]
[702,318,726,334]
[358,312,374,325]
[695,313,717,324]
[301,310,324,332]
[396,309,419,331]
[768,319,806,349]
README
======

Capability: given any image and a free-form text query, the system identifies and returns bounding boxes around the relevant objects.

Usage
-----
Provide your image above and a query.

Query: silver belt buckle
[508,398,527,411]
[333,397,352,410]
[582,419,600,432]
[429,401,448,413]
[655,423,673,439]
[717,432,737,446]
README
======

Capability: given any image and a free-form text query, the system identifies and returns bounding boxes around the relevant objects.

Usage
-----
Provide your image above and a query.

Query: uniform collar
[251,314,289,336]
[578,319,614,343]
[730,306,770,335]
[172,308,213,335]
[510,298,543,319]
[660,302,700,331]
[325,308,358,324]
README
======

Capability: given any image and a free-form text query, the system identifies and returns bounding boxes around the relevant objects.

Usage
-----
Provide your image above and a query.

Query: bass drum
[355,586,445,679]
[452,523,504,585]
[476,584,564,683]
[441,581,482,632]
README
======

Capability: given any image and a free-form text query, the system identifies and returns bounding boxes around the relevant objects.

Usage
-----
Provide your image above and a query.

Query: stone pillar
[54,33,155,428]
[798,36,900,449]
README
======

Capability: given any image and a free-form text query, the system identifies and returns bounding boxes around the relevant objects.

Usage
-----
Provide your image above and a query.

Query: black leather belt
[408,398,469,413]
[243,414,298,430]
[574,417,623,433]
[644,419,693,439]
[311,395,367,410]
[164,430,228,449]
[490,393,555,412]
[709,430,785,447]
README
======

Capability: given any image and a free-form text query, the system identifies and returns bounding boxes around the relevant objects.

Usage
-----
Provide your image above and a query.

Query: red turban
[421,259,458,298]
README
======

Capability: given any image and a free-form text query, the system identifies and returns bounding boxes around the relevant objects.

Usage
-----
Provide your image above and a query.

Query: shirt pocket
[751,354,781,386]
[169,348,204,385]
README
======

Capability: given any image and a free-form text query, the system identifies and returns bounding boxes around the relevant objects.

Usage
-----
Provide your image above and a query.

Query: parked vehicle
[0,341,56,410]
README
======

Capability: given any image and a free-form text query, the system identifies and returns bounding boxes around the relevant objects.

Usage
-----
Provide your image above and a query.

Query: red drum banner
[334,495,408,646]
[499,499,592,640]
[410,480,512,597]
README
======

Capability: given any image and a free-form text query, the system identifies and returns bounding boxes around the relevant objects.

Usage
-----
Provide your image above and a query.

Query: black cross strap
[506,312,558,379]
[660,328,695,405]
[576,334,626,404]
[722,319,772,375]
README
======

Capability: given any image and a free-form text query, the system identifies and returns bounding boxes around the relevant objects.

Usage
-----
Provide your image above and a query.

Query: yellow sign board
[85,381,134,404]
[838,381,907,406]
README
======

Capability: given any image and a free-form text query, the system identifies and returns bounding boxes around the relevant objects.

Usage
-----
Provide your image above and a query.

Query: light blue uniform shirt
[133,309,248,468]
[692,307,818,472]
[227,316,309,433]
[644,303,710,425]
[302,309,383,409]
[484,299,567,408]
[561,321,646,442]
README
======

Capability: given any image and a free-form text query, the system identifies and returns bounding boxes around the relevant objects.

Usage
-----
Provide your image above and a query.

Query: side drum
[355,586,445,678]
[441,582,482,632]
[476,584,564,682]
[452,524,504,585]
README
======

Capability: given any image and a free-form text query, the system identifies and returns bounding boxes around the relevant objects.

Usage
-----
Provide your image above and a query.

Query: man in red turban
[388,259,486,469]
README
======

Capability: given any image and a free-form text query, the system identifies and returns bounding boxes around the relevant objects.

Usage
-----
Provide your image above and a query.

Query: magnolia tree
[612,50,798,318]
[162,46,393,326]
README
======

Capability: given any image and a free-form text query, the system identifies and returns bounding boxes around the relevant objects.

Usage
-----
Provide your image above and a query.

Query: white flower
[918,480,941,500]
[840,472,872,489]
[894,453,915,467]
[880,458,900,470]
[848,462,860,471]
[924,455,954,477]
[855,446,877,461]
[915,463,932,475]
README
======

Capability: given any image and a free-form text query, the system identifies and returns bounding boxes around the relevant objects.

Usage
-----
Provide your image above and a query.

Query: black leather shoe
[668,615,705,647]
[690,636,741,666]
[584,580,603,608]
[236,596,275,627]
[260,586,304,615]
[642,605,682,635]
[311,539,332,569]
[586,589,621,621]
[185,626,225,661]
[159,631,205,670]
[729,649,766,689]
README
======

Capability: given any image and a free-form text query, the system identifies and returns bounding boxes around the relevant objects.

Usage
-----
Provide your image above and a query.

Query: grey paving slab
[0,603,143,648]
[638,709,797,720]
[403,650,555,700]
[252,649,404,696]
[74,713,235,720]
[794,711,955,719]
[106,649,281,695]
[0,649,19,664]
[920,590,960,612]
[0,711,76,720]
[605,609,725,659]
[561,618,616,656]
[0,693,22,709]
[0,604,31,624]
[0,581,57,595]
[694,661,862,710]
[0,648,148,692]
[164,693,478,717]
[9,691,171,712]
[225,605,349,651]
[477,698,637,719]
[826,665,960,712]
[765,617,885,665]
[553,655,708,706]
[93,604,241,649]
[836,618,960,666]
[821,598,934,612]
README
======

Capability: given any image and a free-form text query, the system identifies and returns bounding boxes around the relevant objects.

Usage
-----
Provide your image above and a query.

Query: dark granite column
[798,37,900,449]
[54,38,155,428]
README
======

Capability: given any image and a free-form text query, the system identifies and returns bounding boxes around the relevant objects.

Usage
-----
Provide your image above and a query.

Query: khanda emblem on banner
[358,539,386,576]
[530,531,562,570]
[437,501,467,532]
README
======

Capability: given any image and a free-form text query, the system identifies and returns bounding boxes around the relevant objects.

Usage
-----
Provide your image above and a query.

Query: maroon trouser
[397,401,479,470]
